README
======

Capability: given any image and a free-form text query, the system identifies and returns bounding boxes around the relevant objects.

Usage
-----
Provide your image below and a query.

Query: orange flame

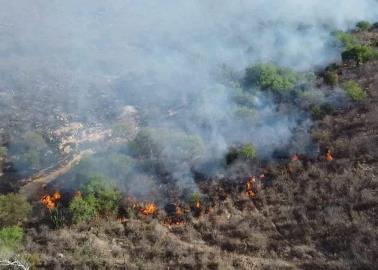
[40,191,61,210]
[141,202,157,216]
[246,176,256,198]
[326,150,333,161]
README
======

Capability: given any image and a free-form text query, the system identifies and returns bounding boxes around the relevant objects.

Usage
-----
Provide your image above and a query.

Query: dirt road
[19,149,94,200]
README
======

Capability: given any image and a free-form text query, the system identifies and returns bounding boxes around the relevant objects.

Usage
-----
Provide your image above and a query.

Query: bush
[342,45,378,64]
[0,193,31,227]
[244,64,301,93]
[112,123,131,138]
[83,176,121,215]
[69,194,97,224]
[334,31,360,49]
[0,226,24,251]
[239,144,257,160]
[356,21,371,31]
[129,129,161,158]
[343,81,367,102]
[324,71,339,86]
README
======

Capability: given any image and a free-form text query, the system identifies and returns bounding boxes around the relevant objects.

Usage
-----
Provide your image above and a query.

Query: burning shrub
[343,81,367,102]
[0,193,31,227]
[0,225,24,252]
[69,194,97,224]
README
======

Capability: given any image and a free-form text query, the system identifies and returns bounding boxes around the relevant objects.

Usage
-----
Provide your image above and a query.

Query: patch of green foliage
[324,71,339,86]
[356,20,371,31]
[342,45,378,63]
[334,30,378,64]
[69,194,97,224]
[82,176,122,215]
[130,128,204,165]
[334,31,360,49]
[226,143,257,164]
[343,80,367,102]
[245,64,301,93]
[0,193,31,227]
[239,144,257,160]
[0,226,24,251]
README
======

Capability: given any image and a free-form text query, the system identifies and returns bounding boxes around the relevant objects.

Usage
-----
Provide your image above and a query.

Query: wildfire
[165,206,185,226]
[326,149,333,161]
[40,191,61,210]
[246,176,256,198]
[141,202,157,216]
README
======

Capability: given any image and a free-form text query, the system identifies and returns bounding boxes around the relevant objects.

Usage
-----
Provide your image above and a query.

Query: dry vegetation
[1,26,378,270]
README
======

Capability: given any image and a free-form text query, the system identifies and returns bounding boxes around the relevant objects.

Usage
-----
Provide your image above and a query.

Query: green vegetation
[239,143,257,160]
[130,128,204,164]
[245,64,301,93]
[343,80,367,102]
[0,193,31,227]
[112,122,131,138]
[0,226,24,251]
[356,20,371,31]
[342,45,378,63]
[69,194,97,224]
[324,70,339,86]
[82,176,121,215]
[226,143,257,164]
[334,31,360,49]
[334,30,378,64]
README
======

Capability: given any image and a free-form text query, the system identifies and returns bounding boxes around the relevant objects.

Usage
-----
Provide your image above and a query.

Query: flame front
[141,202,157,216]
[40,191,61,210]
[246,176,256,198]
[326,150,333,161]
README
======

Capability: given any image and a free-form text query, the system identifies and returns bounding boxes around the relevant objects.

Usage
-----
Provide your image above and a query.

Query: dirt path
[19,149,95,199]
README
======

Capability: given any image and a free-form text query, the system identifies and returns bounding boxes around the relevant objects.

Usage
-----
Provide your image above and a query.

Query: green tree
[0,193,31,227]
[245,64,301,93]
[343,81,367,102]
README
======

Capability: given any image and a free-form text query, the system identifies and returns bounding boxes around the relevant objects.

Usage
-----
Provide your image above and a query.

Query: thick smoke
[1,1,378,192]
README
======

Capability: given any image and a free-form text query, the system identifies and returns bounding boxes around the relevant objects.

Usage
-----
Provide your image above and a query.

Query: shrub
[334,31,360,49]
[343,81,367,102]
[69,194,97,224]
[245,64,301,93]
[129,129,161,158]
[356,21,371,31]
[0,193,31,227]
[239,144,257,160]
[83,176,121,215]
[342,45,378,64]
[324,71,339,86]
[112,123,131,138]
[0,226,24,251]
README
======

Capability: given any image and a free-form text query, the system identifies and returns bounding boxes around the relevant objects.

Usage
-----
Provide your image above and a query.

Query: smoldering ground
[1,1,378,195]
